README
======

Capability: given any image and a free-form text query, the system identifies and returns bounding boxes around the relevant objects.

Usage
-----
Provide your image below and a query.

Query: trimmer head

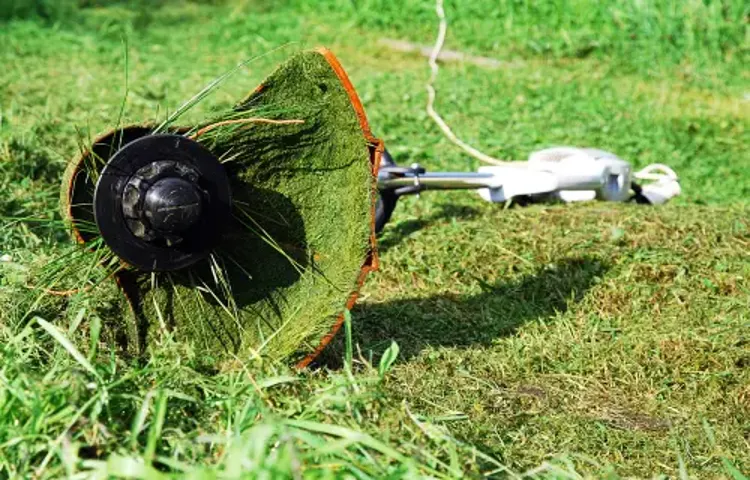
[93,134,231,272]
[61,49,382,367]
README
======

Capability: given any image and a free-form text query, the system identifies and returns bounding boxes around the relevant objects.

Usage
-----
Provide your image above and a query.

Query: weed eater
[60,49,679,368]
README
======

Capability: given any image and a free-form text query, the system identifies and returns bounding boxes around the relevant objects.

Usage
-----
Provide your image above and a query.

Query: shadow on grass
[316,257,608,368]
[378,204,482,252]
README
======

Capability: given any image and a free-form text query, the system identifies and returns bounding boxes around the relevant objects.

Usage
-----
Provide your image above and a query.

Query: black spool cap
[93,134,231,272]
[144,177,204,234]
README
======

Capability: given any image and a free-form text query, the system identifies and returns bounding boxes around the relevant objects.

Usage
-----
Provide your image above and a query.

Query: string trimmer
[57,49,680,368]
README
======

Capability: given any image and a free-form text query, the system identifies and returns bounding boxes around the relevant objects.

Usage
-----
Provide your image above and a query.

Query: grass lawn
[1,0,748,477]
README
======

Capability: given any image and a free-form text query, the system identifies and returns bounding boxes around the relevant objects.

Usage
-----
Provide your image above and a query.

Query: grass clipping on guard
[59,49,381,367]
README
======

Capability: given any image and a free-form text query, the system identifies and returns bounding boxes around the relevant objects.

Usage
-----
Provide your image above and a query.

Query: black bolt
[143,177,203,235]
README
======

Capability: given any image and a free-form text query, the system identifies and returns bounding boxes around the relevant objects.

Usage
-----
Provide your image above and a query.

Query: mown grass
[1,0,748,477]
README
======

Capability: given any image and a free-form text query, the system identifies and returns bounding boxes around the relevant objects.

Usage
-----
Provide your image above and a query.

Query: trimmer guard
[61,49,382,368]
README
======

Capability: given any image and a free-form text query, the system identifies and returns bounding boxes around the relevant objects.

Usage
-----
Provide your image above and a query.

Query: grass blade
[284,418,408,464]
[35,317,101,383]
[144,390,168,465]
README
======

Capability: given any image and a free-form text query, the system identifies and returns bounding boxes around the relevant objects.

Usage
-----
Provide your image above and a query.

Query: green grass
[1,0,749,477]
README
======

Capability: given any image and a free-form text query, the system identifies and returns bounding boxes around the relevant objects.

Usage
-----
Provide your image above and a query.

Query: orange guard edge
[295,48,382,369]
[64,48,382,369]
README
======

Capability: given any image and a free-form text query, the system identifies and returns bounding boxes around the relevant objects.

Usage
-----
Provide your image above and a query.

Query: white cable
[425,0,680,194]
[634,163,681,205]
[634,163,678,183]
[426,0,511,166]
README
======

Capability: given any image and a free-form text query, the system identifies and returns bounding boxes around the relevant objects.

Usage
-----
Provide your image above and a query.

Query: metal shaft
[378,171,495,191]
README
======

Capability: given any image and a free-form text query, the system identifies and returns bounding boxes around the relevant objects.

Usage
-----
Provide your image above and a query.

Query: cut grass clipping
[54,49,377,366]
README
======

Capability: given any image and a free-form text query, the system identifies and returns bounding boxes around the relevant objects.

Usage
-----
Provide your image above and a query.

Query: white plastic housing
[529,147,632,202]
[476,166,558,202]
[477,147,633,203]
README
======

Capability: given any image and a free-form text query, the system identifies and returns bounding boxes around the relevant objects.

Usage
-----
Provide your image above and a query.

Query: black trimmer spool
[93,134,232,272]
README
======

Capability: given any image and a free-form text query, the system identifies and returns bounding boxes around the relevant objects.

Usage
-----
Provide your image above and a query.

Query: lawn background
[0,0,748,477]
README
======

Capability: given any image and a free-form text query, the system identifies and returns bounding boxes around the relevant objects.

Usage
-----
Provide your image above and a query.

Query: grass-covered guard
[56,49,380,366]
